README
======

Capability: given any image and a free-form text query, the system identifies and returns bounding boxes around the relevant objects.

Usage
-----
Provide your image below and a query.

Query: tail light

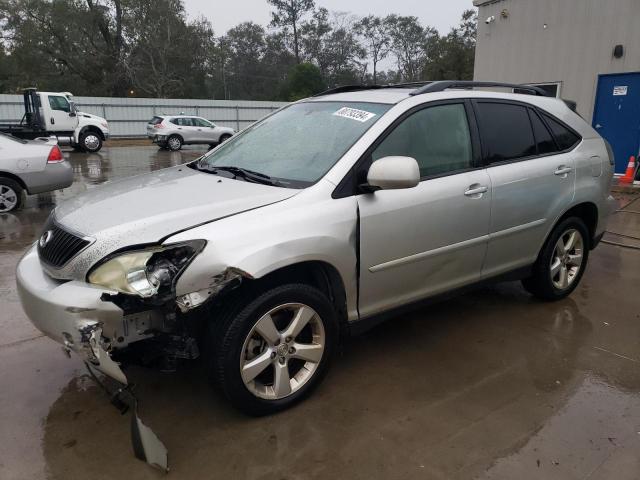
[47,145,64,163]
[154,123,165,129]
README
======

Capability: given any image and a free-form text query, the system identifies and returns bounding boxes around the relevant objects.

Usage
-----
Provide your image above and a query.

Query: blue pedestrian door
[592,72,640,174]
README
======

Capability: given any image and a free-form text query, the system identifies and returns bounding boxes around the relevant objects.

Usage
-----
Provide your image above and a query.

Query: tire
[209,283,338,416]
[0,177,23,213]
[80,131,103,153]
[167,135,182,151]
[219,134,232,144]
[522,217,589,301]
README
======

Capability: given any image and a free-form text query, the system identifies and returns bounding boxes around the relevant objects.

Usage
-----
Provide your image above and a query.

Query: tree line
[0,0,477,100]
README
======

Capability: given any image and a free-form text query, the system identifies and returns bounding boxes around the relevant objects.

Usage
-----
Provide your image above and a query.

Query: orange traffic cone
[620,156,636,184]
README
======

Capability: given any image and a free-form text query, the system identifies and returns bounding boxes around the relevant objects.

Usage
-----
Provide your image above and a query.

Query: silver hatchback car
[147,115,235,151]
[17,81,615,468]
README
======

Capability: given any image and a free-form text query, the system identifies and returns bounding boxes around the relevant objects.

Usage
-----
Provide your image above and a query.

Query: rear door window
[541,113,581,151]
[475,102,537,163]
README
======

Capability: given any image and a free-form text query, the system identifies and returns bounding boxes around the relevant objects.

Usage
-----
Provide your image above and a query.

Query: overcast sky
[182,0,475,37]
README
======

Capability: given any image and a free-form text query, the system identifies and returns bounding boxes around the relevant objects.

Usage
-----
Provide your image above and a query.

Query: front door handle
[554,166,573,176]
[464,185,488,197]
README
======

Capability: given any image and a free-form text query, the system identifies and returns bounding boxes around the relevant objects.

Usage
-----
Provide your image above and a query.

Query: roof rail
[313,85,383,97]
[313,81,433,97]
[410,81,551,97]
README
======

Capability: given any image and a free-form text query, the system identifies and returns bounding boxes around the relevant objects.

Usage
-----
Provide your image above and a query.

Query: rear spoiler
[562,99,577,112]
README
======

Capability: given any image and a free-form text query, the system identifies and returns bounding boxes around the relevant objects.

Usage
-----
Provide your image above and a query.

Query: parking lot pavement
[1,146,639,479]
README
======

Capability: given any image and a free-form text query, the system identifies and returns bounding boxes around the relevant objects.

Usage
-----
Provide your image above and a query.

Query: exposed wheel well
[80,126,105,141]
[557,202,598,248]
[0,172,27,191]
[234,261,348,327]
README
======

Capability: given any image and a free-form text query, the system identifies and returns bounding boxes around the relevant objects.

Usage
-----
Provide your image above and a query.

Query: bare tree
[385,14,434,82]
[267,0,314,64]
[354,15,389,85]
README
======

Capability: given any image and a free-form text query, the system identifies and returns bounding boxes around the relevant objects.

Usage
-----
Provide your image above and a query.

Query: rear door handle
[464,185,488,197]
[554,166,573,176]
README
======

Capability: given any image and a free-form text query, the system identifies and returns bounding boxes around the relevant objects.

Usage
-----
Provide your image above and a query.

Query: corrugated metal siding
[473,0,640,120]
[0,95,287,137]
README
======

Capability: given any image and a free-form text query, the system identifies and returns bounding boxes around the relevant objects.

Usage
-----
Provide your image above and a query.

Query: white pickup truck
[0,88,109,152]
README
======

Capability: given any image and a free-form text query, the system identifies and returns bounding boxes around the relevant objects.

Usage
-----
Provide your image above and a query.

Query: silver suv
[147,115,235,151]
[17,81,615,467]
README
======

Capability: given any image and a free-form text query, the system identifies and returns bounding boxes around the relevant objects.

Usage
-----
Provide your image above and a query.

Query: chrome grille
[37,218,90,268]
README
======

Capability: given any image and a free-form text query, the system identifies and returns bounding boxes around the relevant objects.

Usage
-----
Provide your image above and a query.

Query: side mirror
[366,156,420,191]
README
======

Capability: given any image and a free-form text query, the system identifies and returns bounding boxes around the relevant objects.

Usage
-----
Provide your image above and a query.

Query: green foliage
[423,10,477,81]
[283,62,325,100]
[0,1,478,99]
[267,0,315,63]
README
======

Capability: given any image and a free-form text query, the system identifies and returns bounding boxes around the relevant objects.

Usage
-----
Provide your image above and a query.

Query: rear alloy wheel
[549,229,584,291]
[0,178,23,213]
[81,131,102,153]
[211,284,337,416]
[167,135,182,151]
[522,217,589,300]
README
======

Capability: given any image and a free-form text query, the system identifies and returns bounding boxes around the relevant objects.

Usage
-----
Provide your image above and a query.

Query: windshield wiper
[206,165,280,186]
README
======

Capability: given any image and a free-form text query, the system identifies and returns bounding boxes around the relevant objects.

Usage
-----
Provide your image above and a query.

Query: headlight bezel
[86,240,206,298]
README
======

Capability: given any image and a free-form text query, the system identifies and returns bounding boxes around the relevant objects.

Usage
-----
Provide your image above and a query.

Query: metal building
[473,0,640,174]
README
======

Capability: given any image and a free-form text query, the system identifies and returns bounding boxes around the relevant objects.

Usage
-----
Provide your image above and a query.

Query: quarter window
[475,102,536,163]
[372,103,473,177]
[529,109,557,155]
[542,113,581,151]
[48,96,70,113]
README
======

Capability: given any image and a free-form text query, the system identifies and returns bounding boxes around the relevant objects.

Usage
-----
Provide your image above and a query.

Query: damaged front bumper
[16,245,168,471]
[16,245,129,380]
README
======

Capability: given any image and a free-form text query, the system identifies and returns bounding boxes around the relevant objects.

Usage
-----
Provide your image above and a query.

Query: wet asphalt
[1,145,640,480]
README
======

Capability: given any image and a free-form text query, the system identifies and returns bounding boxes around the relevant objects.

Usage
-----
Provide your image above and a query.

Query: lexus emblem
[39,230,53,248]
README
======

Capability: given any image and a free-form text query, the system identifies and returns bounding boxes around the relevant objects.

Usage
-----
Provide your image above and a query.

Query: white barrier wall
[0,94,287,137]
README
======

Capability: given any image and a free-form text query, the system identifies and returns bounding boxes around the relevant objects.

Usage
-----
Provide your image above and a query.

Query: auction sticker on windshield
[333,107,377,122]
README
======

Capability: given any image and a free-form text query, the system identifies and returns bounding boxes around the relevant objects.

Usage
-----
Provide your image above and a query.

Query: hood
[49,166,298,279]
[78,111,108,124]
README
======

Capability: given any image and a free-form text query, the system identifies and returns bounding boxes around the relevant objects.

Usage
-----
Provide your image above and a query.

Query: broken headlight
[88,240,206,298]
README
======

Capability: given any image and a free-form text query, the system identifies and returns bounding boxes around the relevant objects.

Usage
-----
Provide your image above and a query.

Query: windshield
[195,101,391,187]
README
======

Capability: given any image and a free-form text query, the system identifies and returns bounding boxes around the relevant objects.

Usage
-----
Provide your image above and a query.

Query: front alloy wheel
[240,303,325,400]
[210,283,337,416]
